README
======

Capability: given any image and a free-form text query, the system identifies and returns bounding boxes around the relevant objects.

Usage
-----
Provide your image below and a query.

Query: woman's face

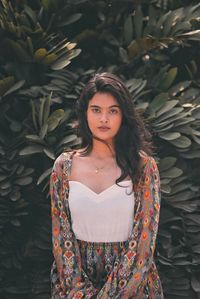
[86,92,122,143]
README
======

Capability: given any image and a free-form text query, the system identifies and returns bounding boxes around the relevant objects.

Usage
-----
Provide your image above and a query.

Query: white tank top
[68,180,135,242]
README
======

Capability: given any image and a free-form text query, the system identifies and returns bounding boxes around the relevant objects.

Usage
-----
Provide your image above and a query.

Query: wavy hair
[75,72,152,186]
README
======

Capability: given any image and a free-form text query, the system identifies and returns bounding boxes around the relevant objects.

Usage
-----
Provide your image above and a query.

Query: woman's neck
[90,139,115,159]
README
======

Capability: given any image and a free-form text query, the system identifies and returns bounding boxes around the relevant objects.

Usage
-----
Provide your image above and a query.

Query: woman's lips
[98,126,110,132]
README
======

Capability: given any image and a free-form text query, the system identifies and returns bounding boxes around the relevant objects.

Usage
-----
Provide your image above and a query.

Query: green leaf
[134,6,143,39]
[0,180,12,189]
[47,109,65,132]
[31,100,38,131]
[169,136,191,148]
[43,93,51,123]
[3,80,25,97]
[161,184,171,194]
[181,150,200,159]
[119,47,129,63]
[4,39,30,61]
[39,97,46,127]
[15,177,33,186]
[192,244,200,254]
[0,76,15,96]
[192,135,200,145]
[186,214,200,225]
[98,12,105,22]
[10,121,22,132]
[170,175,187,186]
[60,109,72,124]
[26,135,44,143]
[57,13,82,27]
[128,37,157,58]
[21,168,34,176]
[154,112,188,128]
[160,178,171,185]
[58,134,77,147]
[156,100,179,117]
[162,8,183,37]
[154,123,174,133]
[191,107,200,119]
[16,165,25,175]
[41,0,52,10]
[136,102,149,111]
[172,21,191,36]
[9,191,21,202]
[39,123,48,139]
[149,93,168,114]
[126,78,145,93]
[51,49,81,70]
[24,4,37,24]
[174,117,195,127]
[159,157,177,171]
[0,175,7,182]
[162,167,183,178]
[191,275,200,292]
[37,167,52,185]
[159,132,181,140]
[171,201,197,212]
[19,145,44,155]
[43,148,55,160]
[168,190,195,202]
[51,57,71,70]
[43,53,57,65]
[10,219,21,227]
[156,10,171,33]
[157,107,184,123]
[134,80,147,97]
[34,48,48,62]
[173,260,191,266]
[170,183,192,195]
[124,14,133,45]
[158,67,178,90]
[178,29,200,41]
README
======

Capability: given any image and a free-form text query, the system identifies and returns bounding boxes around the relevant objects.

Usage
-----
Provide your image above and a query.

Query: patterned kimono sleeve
[97,156,162,299]
[50,155,98,299]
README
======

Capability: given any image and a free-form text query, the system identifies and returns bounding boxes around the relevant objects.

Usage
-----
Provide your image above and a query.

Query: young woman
[50,73,164,298]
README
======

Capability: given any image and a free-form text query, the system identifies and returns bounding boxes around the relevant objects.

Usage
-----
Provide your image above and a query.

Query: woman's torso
[68,150,135,242]
[68,179,135,242]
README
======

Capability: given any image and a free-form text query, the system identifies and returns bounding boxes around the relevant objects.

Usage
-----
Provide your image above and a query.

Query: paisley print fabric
[77,240,127,291]
[50,151,164,298]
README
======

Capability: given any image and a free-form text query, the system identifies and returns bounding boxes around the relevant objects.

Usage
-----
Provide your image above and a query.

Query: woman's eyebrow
[89,104,120,108]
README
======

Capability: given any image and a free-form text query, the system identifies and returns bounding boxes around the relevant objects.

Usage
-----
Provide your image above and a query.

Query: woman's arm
[97,156,162,298]
[50,154,98,298]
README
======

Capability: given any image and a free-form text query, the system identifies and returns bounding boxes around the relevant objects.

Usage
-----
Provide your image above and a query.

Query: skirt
[51,240,154,298]
[77,239,127,291]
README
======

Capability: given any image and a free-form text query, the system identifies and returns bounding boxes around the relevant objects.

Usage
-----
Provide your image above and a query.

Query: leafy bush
[0,0,200,298]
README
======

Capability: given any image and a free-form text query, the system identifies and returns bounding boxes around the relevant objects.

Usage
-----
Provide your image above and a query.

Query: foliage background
[0,0,200,298]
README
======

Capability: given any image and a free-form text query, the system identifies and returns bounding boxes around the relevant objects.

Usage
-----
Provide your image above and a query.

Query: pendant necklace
[95,165,105,174]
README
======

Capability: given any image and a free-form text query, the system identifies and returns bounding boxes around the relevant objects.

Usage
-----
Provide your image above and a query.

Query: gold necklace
[94,165,105,174]
[92,154,117,174]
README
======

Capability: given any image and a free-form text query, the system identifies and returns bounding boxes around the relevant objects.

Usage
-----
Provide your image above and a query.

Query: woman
[50,73,164,298]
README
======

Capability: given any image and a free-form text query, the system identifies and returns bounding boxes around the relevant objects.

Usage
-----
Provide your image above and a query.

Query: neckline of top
[69,180,132,196]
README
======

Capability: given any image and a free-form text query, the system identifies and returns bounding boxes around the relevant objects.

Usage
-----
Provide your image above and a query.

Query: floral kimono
[50,151,164,299]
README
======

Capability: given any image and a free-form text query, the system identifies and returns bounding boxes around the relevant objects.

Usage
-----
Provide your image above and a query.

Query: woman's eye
[92,108,100,113]
[109,109,118,114]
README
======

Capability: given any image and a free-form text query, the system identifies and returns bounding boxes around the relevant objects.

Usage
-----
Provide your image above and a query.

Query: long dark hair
[76,72,152,186]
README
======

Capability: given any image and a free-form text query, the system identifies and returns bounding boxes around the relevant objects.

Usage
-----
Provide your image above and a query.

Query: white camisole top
[68,180,135,242]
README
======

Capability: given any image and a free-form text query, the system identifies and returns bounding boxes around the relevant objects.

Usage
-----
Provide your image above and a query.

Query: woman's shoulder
[53,150,76,170]
[139,151,158,171]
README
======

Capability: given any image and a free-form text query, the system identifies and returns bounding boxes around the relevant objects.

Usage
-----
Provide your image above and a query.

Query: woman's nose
[100,112,108,123]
